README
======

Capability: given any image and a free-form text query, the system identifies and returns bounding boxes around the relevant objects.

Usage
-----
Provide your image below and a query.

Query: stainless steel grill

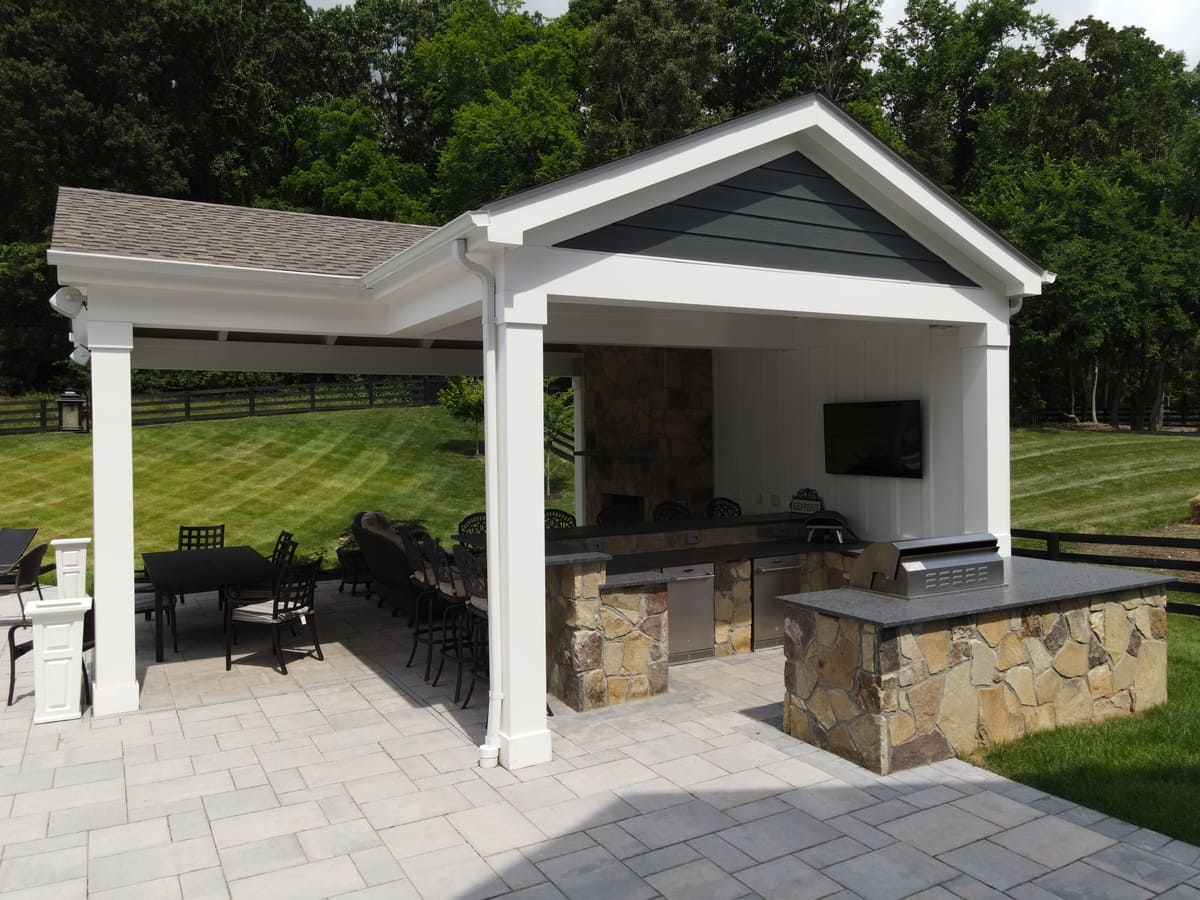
[848,533,1006,599]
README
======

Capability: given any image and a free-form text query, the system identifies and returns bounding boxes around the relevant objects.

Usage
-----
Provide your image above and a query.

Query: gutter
[451,238,504,768]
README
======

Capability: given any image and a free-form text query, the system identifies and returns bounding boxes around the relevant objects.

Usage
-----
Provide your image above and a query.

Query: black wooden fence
[1012,528,1200,616]
[0,377,448,435]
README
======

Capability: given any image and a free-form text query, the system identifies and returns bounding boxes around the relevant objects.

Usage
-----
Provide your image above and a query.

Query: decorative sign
[789,488,824,515]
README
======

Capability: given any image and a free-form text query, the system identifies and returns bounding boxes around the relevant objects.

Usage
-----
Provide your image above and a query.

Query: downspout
[451,238,504,768]
[1008,296,1024,316]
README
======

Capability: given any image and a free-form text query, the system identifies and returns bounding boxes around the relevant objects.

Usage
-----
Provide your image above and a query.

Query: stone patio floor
[0,583,1196,899]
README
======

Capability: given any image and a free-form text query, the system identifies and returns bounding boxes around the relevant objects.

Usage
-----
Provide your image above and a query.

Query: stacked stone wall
[546,562,668,711]
[782,587,1169,774]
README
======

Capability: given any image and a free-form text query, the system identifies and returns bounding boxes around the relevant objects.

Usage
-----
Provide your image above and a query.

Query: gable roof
[52,187,436,278]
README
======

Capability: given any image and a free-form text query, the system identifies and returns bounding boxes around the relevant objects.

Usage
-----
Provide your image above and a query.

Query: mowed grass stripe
[1011,427,1200,533]
[0,406,516,560]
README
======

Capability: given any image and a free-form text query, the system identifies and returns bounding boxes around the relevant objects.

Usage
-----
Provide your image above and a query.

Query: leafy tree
[543,378,574,497]
[438,375,485,454]
[0,242,72,395]
[721,0,882,113]
[265,98,433,222]
[584,0,731,161]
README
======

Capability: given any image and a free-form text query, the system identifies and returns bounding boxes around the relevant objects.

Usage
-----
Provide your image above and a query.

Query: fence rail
[546,427,575,462]
[1029,407,1200,429]
[1012,528,1200,616]
[0,377,448,435]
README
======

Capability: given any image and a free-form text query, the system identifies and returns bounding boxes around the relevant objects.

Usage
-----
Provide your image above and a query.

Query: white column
[492,289,552,769]
[572,374,586,525]
[960,323,1011,556]
[88,321,140,715]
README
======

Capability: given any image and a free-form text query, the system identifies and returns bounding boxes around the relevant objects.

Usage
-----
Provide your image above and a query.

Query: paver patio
[0,584,1195,899]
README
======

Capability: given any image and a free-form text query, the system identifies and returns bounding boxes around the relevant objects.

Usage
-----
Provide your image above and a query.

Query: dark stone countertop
[780,556,1174,628]
[600,571,672,590]
[546,512,810,541]
[605,540,861,576]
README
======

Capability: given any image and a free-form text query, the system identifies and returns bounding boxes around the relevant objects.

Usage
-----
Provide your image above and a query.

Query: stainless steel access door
[663,563,715,663]
[752,554,807,650]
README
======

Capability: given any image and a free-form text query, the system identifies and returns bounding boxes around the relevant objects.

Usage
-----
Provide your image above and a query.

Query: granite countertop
[605,540,861,576]
[780,556,1175,628]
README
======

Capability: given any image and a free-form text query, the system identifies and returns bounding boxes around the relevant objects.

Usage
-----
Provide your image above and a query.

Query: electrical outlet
[586,539,602,552]
[685,532,700,545]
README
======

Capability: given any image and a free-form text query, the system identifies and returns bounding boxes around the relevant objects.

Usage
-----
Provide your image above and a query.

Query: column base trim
[498,726,553,770]
[90,680,140,717]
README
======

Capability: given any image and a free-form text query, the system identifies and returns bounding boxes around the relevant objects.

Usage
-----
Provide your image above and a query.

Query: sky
[307,0,1197,67]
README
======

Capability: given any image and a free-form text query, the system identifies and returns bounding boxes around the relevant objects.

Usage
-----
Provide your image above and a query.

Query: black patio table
[142,546,279,662]
[0,529,37,576]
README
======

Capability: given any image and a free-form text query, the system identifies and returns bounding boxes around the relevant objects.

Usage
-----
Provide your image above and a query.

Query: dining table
[141,546,279,662]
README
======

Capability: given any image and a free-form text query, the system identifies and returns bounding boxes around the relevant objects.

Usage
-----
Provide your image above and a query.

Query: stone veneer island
[779,557,1172,774]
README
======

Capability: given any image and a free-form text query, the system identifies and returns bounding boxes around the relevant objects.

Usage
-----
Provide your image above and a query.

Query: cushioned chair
[544,508,576,531]
[705,497,742,519]
[226,558,324,674]
[652,500,692,522]
[406,534,462,680]
[354,523,417,620]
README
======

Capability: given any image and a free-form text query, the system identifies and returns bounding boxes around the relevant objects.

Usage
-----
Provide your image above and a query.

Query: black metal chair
[3,543,51,706]
[433,545,482,702]
[406,534,460,680]
[544,508,576,531]
[457,547,489,709]
[226,558,324,674]
[652,500,692,522]
[178,524,225,551]
[177,524,225,605]
[705,496,742,519]
[224,538,299,617]
[457,512,487,538]
[268,529,294,566]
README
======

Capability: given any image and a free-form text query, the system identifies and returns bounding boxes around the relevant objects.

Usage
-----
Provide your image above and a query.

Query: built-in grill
[848,533,1006,599]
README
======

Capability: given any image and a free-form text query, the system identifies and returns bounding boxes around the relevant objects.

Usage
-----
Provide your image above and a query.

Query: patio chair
[134,579,178,654]
[225,538,298,609]
[354,524,417,621]
[225,558,324,675]
[457,511,486,538]
[433,545,483,702]
[2,544,51,706]
[405,534,460,680]
[455,546,489,709]
[705,496,742,519]
[177,524,225,605]
[544,508,576,531]
[652,500,692,522]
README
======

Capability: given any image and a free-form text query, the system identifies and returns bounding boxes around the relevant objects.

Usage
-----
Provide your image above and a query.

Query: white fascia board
[505,246,1006,327]
[361,212,487,294]
[804,105,1052,297]
[484,98,822,246]
[132,337,579,377]
[48,250,366,304]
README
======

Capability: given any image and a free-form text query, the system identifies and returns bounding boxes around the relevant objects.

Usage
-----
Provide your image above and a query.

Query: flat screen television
[823,400,923,479]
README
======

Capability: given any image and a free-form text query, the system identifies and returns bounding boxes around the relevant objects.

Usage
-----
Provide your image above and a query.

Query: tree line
[2,0,1198,429]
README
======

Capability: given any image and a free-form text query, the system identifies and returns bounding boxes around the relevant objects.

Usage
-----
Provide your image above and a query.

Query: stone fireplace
[583,347,714,523]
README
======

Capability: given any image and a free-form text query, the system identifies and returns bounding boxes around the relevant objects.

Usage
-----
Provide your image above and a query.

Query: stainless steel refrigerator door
[663,564,715,662]
[752,554,807,649]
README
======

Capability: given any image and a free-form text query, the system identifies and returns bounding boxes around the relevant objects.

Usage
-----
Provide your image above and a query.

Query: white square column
[961,323,1011,556]
[489,289,552,770]
[88,321,140,715]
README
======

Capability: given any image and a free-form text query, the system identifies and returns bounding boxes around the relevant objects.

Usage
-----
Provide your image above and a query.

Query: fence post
[40,399,48,432]
[367,380,375,407]
[248,386,255,417]
[310,384,317,412]
[184,392,191,421]
[1047,533,1060,560]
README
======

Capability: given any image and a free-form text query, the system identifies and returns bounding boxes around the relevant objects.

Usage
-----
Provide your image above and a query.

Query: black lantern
[57,391,87,432]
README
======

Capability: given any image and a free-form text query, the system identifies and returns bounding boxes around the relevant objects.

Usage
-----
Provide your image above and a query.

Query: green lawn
[0,406,574,561]
[978,609,1200,845]
[1011,426,1200,533]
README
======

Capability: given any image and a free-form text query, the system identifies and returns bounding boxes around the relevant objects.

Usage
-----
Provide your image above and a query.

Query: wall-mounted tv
[823,400,923,479]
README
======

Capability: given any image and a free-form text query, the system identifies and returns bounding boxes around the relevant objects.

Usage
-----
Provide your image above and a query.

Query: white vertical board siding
[713,321,968,540]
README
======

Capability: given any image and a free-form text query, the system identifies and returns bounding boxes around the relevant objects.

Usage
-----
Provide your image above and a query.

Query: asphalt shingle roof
[51,187,437,277]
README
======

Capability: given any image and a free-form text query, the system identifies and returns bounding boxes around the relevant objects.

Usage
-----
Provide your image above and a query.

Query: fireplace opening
[597,493,644,525]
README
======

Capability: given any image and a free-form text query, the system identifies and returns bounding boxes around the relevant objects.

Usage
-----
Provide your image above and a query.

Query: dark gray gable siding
[554,153,977,286]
